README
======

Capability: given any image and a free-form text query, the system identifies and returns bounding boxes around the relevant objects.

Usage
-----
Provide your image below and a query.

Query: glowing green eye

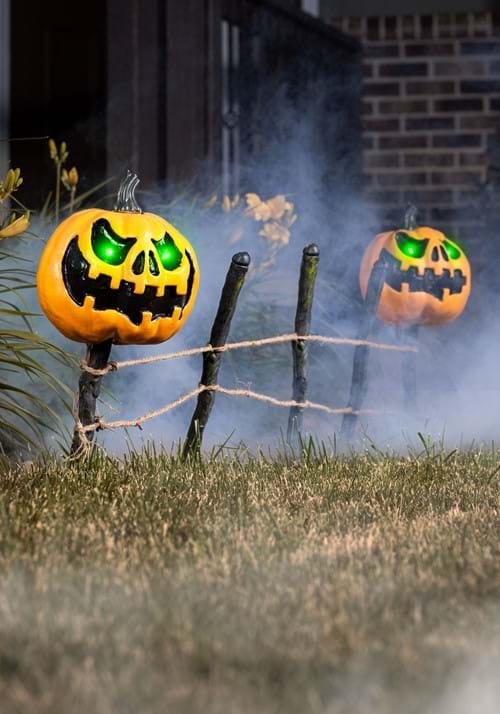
[395,232,428,259]
[153,232,183,271]
[443,239,461,260]
[91,219,136,265]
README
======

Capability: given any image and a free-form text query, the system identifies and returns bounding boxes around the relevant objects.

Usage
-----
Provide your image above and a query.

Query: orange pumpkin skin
[37,208,199,345]
[359,226,471,326]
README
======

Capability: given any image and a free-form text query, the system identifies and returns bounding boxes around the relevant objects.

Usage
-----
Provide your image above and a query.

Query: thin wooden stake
[183,251,251,458]
[287,243,320,442]
[341,257,387,440]
[400,204,419,414]
[400,323,419,413]
[71,339,113,454]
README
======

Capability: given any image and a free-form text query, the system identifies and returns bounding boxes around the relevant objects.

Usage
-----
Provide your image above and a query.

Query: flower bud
[49,138,57,160]
[68,166,79,187]
[0,212,30,239]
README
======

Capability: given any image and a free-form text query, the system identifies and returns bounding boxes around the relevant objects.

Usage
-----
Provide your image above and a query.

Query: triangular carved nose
[431,246,439,261]
[149,251,160,276]
[132,251,145,274]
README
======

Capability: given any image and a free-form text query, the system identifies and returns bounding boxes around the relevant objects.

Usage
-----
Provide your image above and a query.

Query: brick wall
[328,12,500,238]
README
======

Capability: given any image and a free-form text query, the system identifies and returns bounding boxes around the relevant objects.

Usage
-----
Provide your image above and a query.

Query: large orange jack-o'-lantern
[359,210,471,326]
[37,172,199,345]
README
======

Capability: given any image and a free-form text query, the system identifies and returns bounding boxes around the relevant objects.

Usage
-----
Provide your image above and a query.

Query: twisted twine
[74,383,380,450]
[80,333,417,376]
[74,332,414,451]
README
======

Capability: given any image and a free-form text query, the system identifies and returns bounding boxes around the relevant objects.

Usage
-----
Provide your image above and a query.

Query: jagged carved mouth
[62,237,196,326]
[381,249,467,301]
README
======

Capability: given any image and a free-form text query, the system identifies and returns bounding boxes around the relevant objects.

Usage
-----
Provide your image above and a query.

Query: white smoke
[20,72,496,456]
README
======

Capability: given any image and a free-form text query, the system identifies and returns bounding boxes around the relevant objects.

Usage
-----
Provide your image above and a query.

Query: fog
[19,66,498,457]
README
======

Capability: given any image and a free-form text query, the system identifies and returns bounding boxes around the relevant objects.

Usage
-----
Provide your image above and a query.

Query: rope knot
[95,416,105,431]
[80,360,118,376]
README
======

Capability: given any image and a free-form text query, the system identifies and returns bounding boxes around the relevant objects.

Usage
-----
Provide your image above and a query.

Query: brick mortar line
[366,185,481,190]
[363,98,495,108]
[365,177,482,183]
[339,34,498,43]
[361,41,500,46]
[362,191,480,199]
[366,150,487,156]
[363,108,500,116]
[362,84,500,91]
[362,38,496,46]
[363,167,484,174]
[362,84,463,92]
[365,176,483,183]
[363,150,485,154]
[365,111,499,120]
[362,54,489,62]
[363,129,493,136]
[364,141,464,147]
[365,187,481,193]
[362,109,500,118]
[364,61,496,72]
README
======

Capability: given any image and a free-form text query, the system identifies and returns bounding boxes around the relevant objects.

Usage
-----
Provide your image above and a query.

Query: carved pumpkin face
[359,225,471,326]
[37,206,199,345]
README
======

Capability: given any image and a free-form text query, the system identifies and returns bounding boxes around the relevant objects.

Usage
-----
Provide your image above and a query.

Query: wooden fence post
[399,204,419,414]
[287,243,320,442]
[183,251,251,457]
[400,323,419,413]
[70,339,113,453]
[341,256,387,440]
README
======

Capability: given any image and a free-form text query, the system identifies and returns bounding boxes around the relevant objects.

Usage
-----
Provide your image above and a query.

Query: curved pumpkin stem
[114,171,142,213]
[404,203,419,230]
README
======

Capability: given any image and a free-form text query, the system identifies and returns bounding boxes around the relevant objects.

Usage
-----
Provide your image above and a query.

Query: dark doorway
[10,0,107,206]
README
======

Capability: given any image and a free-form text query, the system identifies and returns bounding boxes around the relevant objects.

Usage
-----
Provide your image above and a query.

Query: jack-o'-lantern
[359,208,471,326]
[37,172,199,344]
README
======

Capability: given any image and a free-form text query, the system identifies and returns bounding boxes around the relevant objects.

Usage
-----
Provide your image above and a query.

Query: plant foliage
[0,165,73,452]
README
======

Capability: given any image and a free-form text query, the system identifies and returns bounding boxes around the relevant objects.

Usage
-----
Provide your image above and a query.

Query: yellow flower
[204,194,218,209]
[0,212,30,239]
[245,193,260,209]
[60,142,69,163]
[0,168,23,203]
[244,193,271,222]
[259,221,290,246]
[48,138,57,161]
[68,166,78,186]
[265,195,292,221]
[61,166,79,190]
[222,194,240,213]
[48,138,69,164]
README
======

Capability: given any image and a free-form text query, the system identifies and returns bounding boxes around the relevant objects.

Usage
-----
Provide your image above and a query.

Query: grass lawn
[0,445,499,713]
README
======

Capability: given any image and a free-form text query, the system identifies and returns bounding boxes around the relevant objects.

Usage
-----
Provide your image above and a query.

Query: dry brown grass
[0,446,499,713]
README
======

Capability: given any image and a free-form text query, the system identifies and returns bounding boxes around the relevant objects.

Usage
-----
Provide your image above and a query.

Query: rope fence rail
[70,247,419,456]
[77,384,382,435]
[80,332,417,376]
[74,331,416,450]
[73,384,384,453]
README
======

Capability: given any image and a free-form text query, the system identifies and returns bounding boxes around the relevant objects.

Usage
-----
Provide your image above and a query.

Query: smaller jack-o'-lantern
[359,206,471,326]
[37,172,200,345]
